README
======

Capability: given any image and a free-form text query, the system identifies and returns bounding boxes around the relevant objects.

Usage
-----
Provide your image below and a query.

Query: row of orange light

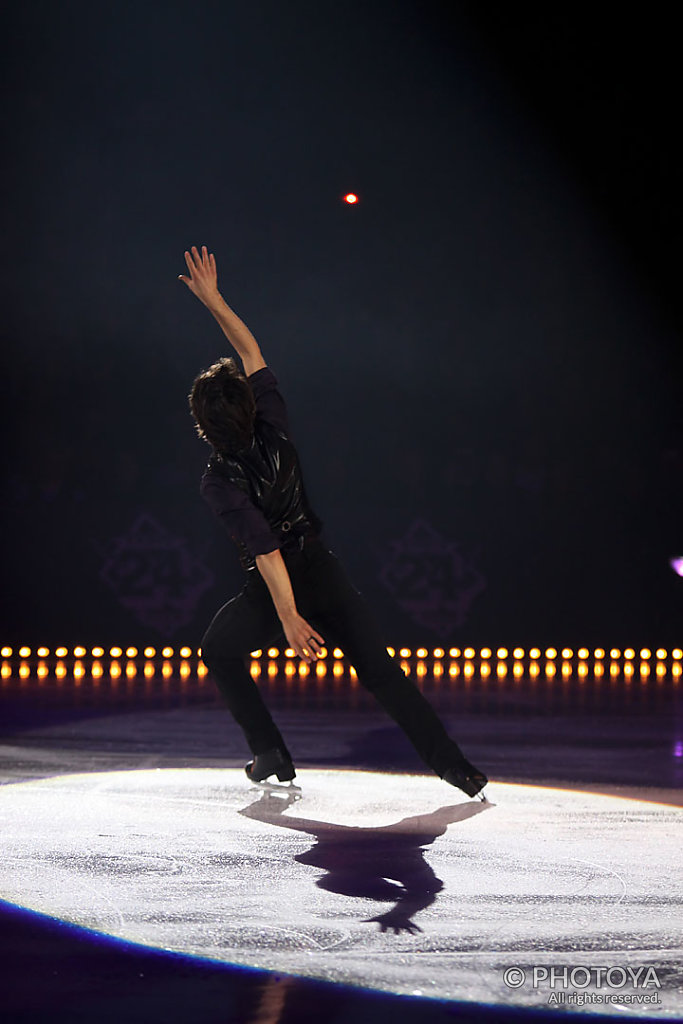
[1,646,194,660]
[3,660,202,682]
[3,660,680,684]
[2,645,681,661]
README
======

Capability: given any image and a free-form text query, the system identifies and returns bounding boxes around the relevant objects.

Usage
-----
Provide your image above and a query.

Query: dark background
[3,0,681,648]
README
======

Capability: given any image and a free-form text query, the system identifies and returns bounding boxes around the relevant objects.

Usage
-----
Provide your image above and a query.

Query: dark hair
[188,357,256,455]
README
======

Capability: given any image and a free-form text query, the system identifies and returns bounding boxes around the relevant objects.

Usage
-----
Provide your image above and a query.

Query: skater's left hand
[281,611,325,665]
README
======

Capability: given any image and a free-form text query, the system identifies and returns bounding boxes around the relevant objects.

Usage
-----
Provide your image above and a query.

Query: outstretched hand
[178,245,221,308]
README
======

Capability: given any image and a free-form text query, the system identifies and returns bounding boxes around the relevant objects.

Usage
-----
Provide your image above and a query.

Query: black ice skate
[442,757,488,801]
[245,747,298,790]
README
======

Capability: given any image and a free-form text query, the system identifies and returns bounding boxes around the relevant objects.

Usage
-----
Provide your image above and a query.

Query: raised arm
[178,245,266,377]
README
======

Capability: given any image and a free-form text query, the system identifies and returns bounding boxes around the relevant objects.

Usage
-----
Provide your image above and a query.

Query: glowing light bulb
[161,647,174,659]
[144,647,156,659]
[126,647,138,659]
[669,555,683,577]
[343,193,358,204]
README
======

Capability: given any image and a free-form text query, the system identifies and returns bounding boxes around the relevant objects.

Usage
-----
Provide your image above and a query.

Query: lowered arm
[255,549,325,664]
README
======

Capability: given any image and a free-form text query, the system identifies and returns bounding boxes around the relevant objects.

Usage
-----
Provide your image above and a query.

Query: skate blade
[249,778,302,795]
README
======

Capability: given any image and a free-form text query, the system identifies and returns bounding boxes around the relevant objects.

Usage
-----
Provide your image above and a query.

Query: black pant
[201,537,465,774]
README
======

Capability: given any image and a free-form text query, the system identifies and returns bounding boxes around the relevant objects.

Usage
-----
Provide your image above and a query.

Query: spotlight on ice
[670,555,683,577]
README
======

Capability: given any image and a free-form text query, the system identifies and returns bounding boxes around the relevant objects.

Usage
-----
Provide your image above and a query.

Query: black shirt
[200,366,322,569]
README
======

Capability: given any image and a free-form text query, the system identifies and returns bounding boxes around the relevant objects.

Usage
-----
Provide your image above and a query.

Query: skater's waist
[242,522,322,571]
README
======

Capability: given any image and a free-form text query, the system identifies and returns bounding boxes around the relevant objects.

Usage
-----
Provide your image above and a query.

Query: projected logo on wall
[379,519,486,637]
[99,514,214,635]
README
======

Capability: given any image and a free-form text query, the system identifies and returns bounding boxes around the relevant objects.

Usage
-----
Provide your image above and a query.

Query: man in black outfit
[180,245,487,798]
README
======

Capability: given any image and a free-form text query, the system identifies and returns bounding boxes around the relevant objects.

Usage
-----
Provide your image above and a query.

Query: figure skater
[180,245,487,798]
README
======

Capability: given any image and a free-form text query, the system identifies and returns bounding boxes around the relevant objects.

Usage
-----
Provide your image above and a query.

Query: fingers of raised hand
[184,246,215,281]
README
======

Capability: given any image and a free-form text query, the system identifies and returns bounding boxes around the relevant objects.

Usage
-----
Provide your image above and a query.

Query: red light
[343,193,358,204]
